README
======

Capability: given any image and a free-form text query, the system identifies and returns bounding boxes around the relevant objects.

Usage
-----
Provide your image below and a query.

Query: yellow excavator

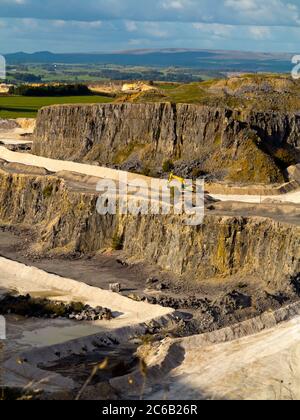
[168,172,186,189]
[168,172,199,194]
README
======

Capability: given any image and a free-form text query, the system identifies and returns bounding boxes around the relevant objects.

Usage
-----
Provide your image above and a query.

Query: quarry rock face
[0,169,298,289]
[33,103,300,183]
[246,111,300,149]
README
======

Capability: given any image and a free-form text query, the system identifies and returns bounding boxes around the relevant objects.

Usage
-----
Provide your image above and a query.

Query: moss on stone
[113,143,145,165]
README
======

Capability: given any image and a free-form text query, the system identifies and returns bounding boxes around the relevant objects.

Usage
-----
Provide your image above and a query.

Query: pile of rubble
[0,294,113,321]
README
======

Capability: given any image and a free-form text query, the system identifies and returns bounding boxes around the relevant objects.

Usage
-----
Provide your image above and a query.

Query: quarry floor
[0,249,175,396]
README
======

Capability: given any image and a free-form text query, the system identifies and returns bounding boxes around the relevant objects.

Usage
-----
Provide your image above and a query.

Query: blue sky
[0,0,300,53]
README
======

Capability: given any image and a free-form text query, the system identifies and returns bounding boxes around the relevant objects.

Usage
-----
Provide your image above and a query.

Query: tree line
[9,84,93,96]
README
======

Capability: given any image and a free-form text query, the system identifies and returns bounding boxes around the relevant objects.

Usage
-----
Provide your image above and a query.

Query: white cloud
[52,20,102,29]
[161,0,186,10]
[225,0,300,26]
[78,21,102,28]
[225,0,258,12]
[193,23,234,38]
[53,20,66,27]
[0,0,299,53]
[0,0,299,27]
[125,20,137,32]
[248,26,271,40]
[0,0,27,3]
[142,22,169,38]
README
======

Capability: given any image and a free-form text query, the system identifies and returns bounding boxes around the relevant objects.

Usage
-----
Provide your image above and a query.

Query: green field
[0,95,113,119]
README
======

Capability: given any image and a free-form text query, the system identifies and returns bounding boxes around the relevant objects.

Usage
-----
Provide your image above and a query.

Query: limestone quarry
[0,86,300,400]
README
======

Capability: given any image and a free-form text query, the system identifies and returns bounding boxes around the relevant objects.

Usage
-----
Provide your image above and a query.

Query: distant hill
[3,49,294,73]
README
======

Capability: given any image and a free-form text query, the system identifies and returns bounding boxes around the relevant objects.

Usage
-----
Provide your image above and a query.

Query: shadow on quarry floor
[110,342,226,400]
[39,343,139,386]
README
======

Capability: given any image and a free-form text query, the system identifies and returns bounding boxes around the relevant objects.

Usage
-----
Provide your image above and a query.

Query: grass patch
[162,83,208,104]
[226,137,284,184]
[154,82,180,90]
[0,95,113,119]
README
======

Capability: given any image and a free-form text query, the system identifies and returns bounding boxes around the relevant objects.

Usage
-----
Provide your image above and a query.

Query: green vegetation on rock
[42,184,53,198]
[162,159,175,173]
[113,143,145,165]
[226,137,285,184]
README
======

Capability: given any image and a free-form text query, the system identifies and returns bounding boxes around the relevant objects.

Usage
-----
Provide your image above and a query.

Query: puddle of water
[19,322,110,347]
[5,315,111,350]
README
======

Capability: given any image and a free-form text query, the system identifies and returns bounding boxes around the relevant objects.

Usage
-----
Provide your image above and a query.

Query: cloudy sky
[0,0,300,53]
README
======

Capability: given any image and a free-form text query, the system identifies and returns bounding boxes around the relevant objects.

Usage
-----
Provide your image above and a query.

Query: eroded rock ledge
[0,169,298,289]
[33,103,300,183]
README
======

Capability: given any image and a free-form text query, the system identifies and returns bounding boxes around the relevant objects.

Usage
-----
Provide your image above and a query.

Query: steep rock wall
[246,111,300,149]
[33,104,300,184]
[0,170,299,288]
